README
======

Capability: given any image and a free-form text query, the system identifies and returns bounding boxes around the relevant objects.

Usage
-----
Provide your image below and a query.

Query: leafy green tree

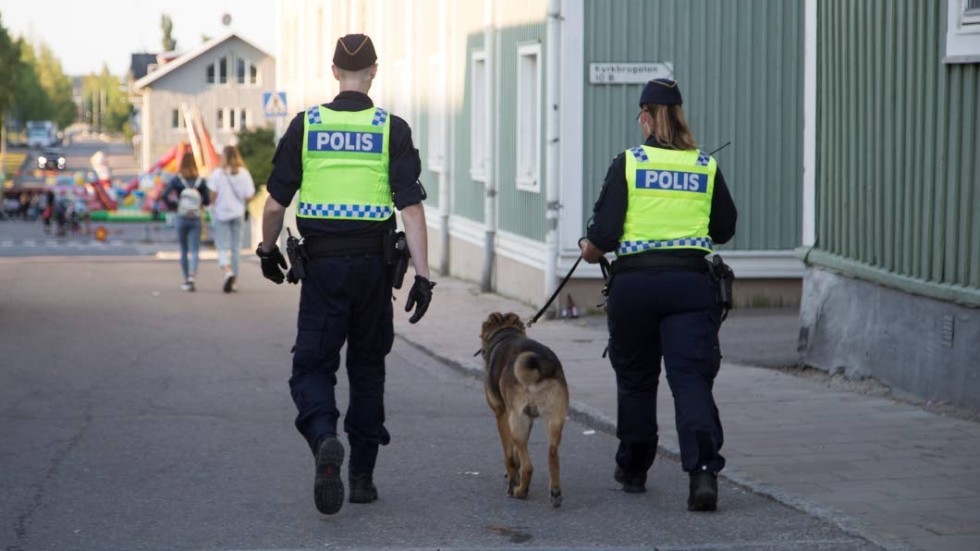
[11,39,46,123]
[161,14,177,51]
[0,15,24,168]
[82,65,130,133]
[236,127,275,193]
[0,15,24,121]
[33,42,76,128]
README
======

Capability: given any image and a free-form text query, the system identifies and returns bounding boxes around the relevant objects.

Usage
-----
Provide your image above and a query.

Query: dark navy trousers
[606,268,726,475]
[289,254,394,476]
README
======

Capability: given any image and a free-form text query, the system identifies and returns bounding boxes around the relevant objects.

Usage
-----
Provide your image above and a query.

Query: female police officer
[579,78,737,512]
[256,34,434,515]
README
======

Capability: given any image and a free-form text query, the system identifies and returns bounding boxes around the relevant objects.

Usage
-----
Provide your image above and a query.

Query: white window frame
[218,56,228,84]
[515,42,542,193]
[216,109,225,131]
[469,50,489,182]
[171,109,185,130]
[945,0,980,63]
[427,54,446,172]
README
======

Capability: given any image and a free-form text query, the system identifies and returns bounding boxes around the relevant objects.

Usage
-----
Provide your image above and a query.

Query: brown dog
[479,312,570,507]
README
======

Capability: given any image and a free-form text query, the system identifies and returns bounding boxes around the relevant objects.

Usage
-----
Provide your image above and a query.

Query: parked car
[37,150,67,171]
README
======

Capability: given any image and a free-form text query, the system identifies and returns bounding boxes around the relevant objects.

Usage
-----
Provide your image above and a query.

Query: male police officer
[257,33,434,515]
[579,79,736,511]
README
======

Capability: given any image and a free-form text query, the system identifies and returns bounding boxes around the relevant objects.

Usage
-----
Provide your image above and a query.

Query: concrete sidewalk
[393,277,980,551]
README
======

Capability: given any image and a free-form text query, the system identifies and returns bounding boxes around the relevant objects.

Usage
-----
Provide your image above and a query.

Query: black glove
[404,275,435,324]
[256,245,288,284]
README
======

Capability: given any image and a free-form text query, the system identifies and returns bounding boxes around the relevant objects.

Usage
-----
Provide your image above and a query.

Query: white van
[26,121,58,148]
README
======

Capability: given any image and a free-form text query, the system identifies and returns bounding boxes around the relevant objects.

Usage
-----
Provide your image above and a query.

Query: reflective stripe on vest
[299,105,392,220]
[619,145,716,256]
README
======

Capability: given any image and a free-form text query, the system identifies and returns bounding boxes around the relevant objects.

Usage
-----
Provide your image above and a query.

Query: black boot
[349,472,379,503]
[314,436,345,515]
[687,466,718,512]
[614,466,647,493]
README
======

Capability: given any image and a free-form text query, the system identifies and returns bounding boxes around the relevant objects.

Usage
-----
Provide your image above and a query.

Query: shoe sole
[688,491,718,511]
[614,471,646,493]
[349,490,378,504]
[314,438,345,515]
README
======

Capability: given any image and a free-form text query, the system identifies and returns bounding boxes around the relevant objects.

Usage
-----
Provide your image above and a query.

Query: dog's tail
[514,351,556,387]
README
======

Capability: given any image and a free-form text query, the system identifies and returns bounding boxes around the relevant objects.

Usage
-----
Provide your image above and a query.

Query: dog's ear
[481,312,505,339]
[503,312,526,332]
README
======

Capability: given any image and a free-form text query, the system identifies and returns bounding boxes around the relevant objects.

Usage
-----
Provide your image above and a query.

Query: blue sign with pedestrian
[263,91,288,117]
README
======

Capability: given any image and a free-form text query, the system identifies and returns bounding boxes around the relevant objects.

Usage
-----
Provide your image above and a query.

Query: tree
[236,127,275,193]
[0,15,24,170]
[161,14,177,51]
[33,43,76,128]
[82,65,130,134]
[0,15,24,120]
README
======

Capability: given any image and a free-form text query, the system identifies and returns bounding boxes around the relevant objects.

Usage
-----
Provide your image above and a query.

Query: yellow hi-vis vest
[619,145,716,256]
[298,105,393,220]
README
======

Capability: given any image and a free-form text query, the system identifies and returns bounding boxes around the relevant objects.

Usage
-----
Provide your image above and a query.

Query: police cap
[639,78,683,107]
[332,34,377,71]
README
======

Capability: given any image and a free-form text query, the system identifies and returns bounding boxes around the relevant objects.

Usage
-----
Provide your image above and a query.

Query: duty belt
[301,234,385,257]
[611,253,708,275]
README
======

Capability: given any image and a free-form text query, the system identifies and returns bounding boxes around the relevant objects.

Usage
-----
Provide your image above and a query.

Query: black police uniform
[267,92,424,478]
[588,131,737,483]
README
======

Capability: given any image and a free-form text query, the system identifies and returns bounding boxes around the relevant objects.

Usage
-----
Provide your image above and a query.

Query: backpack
[177,177,203,218]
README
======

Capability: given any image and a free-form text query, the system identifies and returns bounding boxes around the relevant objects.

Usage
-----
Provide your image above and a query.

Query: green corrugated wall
[496,24,548,241]
[453,34,486,223]
[583,0,805,252]
[817,0,980,289]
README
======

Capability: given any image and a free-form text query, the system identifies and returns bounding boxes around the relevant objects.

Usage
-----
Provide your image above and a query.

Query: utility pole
[93,90,100,132]
[101,88,107,132]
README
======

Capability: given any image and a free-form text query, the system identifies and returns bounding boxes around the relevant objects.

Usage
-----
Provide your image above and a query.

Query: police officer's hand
[405,275,436,324]
[578,238,606,264]
[256,244,288,284]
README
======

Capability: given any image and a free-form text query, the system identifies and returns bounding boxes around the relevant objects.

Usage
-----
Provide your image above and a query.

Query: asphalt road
[0,257,879,551]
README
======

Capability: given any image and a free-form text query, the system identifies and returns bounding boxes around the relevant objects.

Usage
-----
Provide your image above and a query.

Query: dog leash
[525,256,584,329]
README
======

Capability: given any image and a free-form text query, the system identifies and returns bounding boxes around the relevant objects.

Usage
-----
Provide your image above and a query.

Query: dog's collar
[474,327,524,358]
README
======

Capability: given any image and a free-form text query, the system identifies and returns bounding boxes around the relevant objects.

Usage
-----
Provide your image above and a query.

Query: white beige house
[133,33,276,172]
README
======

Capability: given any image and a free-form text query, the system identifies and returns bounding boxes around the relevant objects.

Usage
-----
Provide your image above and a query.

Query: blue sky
[0,0,276,76]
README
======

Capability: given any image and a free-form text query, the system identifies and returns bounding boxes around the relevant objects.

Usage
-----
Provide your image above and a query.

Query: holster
[286,232,307,280]
[707,255,735,314]
[384,230,410,289]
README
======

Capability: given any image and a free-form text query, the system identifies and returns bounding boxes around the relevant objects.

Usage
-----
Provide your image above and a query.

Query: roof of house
[133,32,272,90]
[129,53,159,81]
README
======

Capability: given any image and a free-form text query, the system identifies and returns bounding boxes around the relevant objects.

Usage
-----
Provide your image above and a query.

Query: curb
[395,333,905,551]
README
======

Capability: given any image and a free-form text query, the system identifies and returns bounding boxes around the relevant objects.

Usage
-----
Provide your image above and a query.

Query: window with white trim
[427,54,446,171]
[945,0,980,63]
[216,109,225,130]
[204,57,234,84]
[228,108,248,131]
[469,50,489,182]
[236,57,258,85]
[515,43,541,192]
[171,109,185,129]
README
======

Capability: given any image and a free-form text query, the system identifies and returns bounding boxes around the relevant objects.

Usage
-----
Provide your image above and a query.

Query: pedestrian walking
[162,154,210,292]
[256,33,435,515]
[209,145,255,293]
[578,79,738,512]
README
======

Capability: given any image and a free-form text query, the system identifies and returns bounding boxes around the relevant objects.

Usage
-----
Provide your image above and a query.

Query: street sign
[589,62,674,84]
[263,91,288,118]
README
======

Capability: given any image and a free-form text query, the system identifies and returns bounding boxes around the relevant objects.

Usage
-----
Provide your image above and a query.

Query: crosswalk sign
[263,91,288,117]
